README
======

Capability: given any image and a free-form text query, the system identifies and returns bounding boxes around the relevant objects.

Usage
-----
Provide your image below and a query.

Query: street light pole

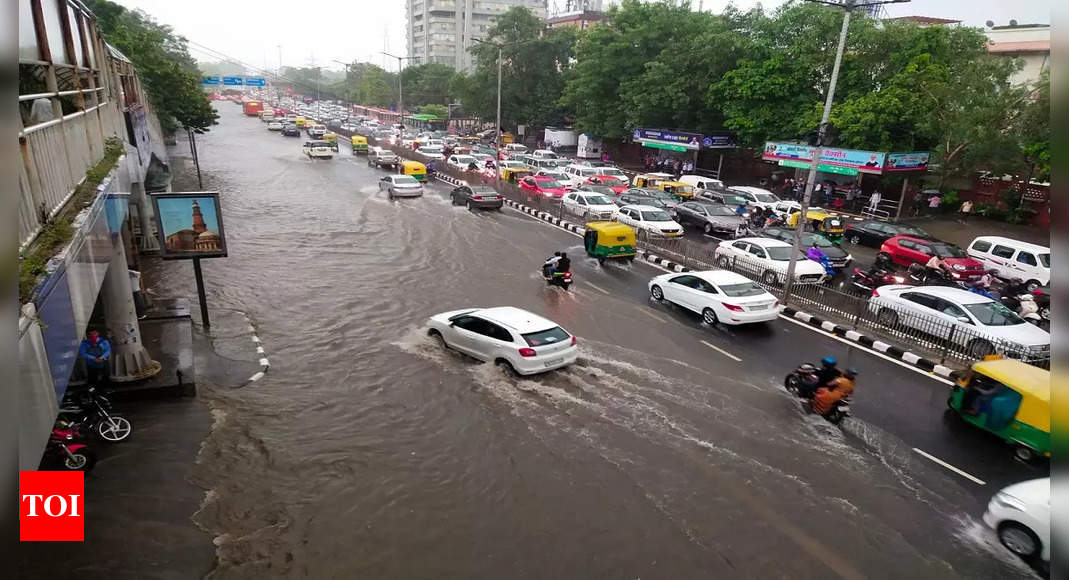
[382,52,413,128]
[781,0,909,303]
[496,46,502,185]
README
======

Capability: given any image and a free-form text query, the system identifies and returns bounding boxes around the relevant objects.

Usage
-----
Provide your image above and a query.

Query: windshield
[766,247,802,261]
[963,301,1025,326]
[601,168,626,178]
[706,205,736,216]
[723,194,747,205]
[802,234,834,248]
[522,326,569,347]
[641,210,672,221]
[543,173,566,180]
[471,186,497,195]
[932,243,967,258]
[583,195,613,205]
[600,177,625,186]
[754,193,779,203]
[582,186,615,195]
[538,180,562,189]
[896,225,929,238]
[719,282,767,297]
[1039,253,1050,267]
[394,176,419,185]
[454,156,475,164]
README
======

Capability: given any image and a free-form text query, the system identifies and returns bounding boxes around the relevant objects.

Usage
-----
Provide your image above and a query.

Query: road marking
[637,308,668,323]
[700,340,742,362]
[585,281,611,295]
[911,448,986,485]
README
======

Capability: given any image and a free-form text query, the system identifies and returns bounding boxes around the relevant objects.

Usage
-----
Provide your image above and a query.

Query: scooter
[850,267,905,293]
[542,268,573,291]
[43,421,96,471]
[59,386,132,443]
[806,247,837,281]
[783,363,850,425]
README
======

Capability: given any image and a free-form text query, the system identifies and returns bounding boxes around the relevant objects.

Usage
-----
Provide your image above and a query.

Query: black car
[450,185,503,210]
[843,220,933,247]
[621,187,680,209]
[613,191,670,209]
[698,190,750,207]
[760,227,853,268]
[280,124,301,137]
[672,201,744,236]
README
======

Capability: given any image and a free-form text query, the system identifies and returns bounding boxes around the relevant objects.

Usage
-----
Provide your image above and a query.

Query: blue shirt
[79,338,111,368]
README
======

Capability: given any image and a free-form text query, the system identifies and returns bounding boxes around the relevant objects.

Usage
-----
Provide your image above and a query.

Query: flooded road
[152,105,1039,578]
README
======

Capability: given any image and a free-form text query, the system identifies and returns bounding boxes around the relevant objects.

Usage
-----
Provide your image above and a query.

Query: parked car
[302,140,334,159]
[368,147,400,169]
[966,236,1050,291]
[868,285,1050,359]
[450,185,503,210]
[648,270,781,326]
[672,201,745,237]
[378,175,424,199]
[728,186,781,209]
[426,306,579,376]
[281,124,301,137]
[879,235,985,281]
[759,227,853,269]
[983,477,1050,563]
[842,220,932,247]
[614,204,683,238]
[562,191,619,220]
[714,238,827,285]
[519,175,568,199]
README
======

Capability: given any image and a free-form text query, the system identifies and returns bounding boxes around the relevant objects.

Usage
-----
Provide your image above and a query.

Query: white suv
[427,307,579,376]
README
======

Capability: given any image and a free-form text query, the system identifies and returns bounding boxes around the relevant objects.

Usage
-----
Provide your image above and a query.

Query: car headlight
[994,492,1026,511]
[952,264,965,271]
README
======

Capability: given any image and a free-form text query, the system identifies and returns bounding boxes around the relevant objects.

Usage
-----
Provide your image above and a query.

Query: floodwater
[149,105,1038,578]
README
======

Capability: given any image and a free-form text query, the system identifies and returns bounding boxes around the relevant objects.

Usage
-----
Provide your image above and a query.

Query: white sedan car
[267,120,284,131]
[378,175,424,199]
[614,204,683,238]
[562,191,618,220]
[649,270,781,325]
[417,146,445,160]
[427,307,579,376]
[868,285,1050,359]
[728,186,781,210]
[983,478,1050,563]
[447,154,477,169]
[714,237,826,285]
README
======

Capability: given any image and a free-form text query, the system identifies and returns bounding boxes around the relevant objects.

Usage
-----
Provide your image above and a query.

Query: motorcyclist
[978,269,1000,290]
[543,252,562,279]
[555,252,572,276]
[925,254,947,279]
[812,368,857,417]
[800,357,840,398]
[1017,294,1040,320]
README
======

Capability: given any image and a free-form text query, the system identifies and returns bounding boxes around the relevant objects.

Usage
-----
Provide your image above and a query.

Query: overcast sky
[114,0,1050,75]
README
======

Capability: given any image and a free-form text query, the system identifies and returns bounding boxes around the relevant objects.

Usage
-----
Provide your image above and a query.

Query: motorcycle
[43,421,96,471]
[59,386,132,443]
[850,267,905,293]
[542,268,573,291]
[806,247,837,281]
[783,363,850,425]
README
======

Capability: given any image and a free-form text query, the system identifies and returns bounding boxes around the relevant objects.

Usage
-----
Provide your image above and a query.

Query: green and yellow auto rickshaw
[947,357,1050,461]
[501,166,533,184]
[402,159,427,182]
[350,135,369,155]
[583,221,636,265]
[787,209,846,243]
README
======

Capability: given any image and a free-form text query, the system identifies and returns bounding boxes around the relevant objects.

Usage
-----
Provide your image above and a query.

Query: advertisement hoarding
[634,128,737,150]
[151,192,228,260]
[763,142,886,174]
[885,152,930,172]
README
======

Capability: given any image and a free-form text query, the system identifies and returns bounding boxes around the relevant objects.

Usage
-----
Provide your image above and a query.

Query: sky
[114,0,1050,75]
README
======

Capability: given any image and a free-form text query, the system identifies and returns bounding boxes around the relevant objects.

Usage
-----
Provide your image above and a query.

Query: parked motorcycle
[850,267,905,293]
[43,421,96,471]
[59,386,132,443]
[783,363,850,425]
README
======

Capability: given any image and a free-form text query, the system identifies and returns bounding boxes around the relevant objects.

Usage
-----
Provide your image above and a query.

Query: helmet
[821,357,837,368]
[844,367,859,378]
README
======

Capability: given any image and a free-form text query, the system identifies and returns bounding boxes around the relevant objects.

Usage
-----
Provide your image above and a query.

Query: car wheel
[388,190,394,200]
[496,359,518,378]
[966,338,995,359]
[703,222,713,235]
[1014,445,1036,462]
[761,270,779,285]
[876,308,899,326]
[466,200,473,210]
[650,285,664,301]
[848,234,861,245]
[428,329,447,349]
[997,522,1040,558]
[1025,280,1040,293]
[876,252,893,264]
[702,308,718,326]
[717,255,731,269]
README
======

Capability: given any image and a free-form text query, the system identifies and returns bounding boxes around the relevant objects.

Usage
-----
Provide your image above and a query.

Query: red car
[584,175,628,194]
[879,235,985,281]
[519,175,567,199]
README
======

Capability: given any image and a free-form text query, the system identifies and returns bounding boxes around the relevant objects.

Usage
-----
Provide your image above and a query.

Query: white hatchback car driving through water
[427,307,578,376]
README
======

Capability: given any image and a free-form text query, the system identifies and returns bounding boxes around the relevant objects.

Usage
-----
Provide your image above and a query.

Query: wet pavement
[66,104,1047,578]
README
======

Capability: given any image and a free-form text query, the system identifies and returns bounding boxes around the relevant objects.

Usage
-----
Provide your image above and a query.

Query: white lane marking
[911,448,986,485]
[700,340,743,362]
[637,307,668,323]
[585,281,611,295]
[778,315,954,386]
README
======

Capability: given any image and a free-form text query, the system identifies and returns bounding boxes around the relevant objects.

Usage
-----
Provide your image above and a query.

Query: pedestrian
[601,151,610,163]
[129,269,146,319]
[928,193,941,215]
[959,199,973,223]
[79,329,111,387]
[845,186,856,211]
[868,190,882,213]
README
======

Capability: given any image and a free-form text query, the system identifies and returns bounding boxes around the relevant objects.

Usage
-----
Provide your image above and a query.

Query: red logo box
[20,471,84,541]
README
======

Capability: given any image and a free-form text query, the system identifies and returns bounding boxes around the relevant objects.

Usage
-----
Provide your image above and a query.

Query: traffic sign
[222,76,244,86]
[202,76,220,85]
[244,77,266,87]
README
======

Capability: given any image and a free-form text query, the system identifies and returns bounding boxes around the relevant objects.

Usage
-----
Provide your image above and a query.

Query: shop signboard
[778,159,859,175]
[202,76,220,85]
[885,152,930,172]
[152,192,228,260]
[764,142,885,174]
[634,128,703,150]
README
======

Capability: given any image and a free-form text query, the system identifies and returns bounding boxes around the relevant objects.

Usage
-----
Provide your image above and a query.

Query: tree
[86,0,217,134]
[418,104,448,119]
[401,63,457,108]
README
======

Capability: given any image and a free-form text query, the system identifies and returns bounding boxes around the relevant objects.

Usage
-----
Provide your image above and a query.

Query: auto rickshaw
[657,181,696,200]
[786,209,846,243]
[583,222,637,265]
[402,159,427,182]
[501,166,533,184]
[294,117,307,128]
[350,135,368,155]
[947,356,1050,461]
[632,172,674,188]
[323,132,339,152]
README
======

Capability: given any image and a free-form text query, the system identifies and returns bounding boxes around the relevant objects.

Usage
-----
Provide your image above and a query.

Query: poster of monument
[151,192,228,259]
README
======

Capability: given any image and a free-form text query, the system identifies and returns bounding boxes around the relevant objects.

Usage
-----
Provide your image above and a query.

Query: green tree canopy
[86,0,217,134]
[401,63,457,108]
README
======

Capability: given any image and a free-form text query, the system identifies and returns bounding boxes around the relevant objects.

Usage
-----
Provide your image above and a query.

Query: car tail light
[773,300,780,308]
[1033,289,1043,296]
[722,302,744,312]
[570,335,577,346]
[872,288,880,297]
[472,195,483,200]
[854,268,863,275]
[518,348,537,357]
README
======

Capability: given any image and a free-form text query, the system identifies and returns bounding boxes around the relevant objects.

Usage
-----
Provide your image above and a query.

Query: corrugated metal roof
[106,42,131,63]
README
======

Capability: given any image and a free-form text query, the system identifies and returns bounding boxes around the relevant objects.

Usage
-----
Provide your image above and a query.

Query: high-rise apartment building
[407,0,548,72]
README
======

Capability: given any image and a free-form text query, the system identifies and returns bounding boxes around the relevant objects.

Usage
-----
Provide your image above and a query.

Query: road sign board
[202,76,221,85]
[244,77,266,87]
[222,76,244,86]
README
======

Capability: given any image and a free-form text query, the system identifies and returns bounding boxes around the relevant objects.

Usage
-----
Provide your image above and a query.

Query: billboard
[885,152,930,172]
[151,192,228,260]
[763,142,886,174]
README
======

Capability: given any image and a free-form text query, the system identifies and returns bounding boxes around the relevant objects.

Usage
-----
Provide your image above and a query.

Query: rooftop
[885,15,961,25]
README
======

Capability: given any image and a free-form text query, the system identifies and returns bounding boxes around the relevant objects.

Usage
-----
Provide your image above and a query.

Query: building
[164,200,222,251]
[406,0,548,72]
[546,9,605,30]
[985,23,1050,87]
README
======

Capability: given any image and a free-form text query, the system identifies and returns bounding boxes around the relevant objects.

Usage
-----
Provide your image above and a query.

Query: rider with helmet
[812,368,858,417]
[800,357,841,398]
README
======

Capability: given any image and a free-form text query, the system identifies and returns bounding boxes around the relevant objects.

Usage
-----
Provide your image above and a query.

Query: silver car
[378,175,424,199]
[672,201,745,236]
